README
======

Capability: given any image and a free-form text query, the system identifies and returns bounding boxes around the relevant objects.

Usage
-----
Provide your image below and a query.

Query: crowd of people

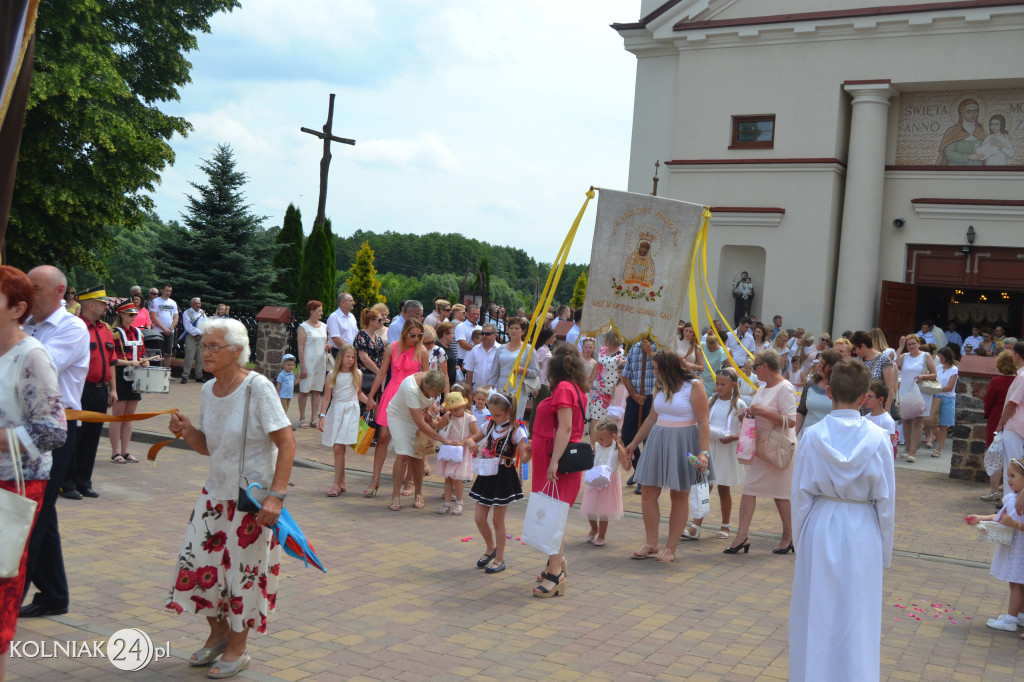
[5,268,1024,680]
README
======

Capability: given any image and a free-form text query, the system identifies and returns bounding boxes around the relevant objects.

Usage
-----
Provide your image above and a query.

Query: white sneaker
[986,614,1018,631]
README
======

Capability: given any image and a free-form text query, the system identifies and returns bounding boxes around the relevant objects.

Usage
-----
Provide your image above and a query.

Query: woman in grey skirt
[625,350,712,563]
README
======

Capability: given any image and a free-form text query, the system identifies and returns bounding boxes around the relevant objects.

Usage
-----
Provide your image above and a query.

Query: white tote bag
[0,429,38,578]
[689,473,711,521]
[521,482,570,556]
[984,432,1005,477]
[898,384,927,420]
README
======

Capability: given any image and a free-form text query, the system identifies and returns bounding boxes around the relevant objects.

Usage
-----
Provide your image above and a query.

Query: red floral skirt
[165,488,280,634]
[0,479,45,654]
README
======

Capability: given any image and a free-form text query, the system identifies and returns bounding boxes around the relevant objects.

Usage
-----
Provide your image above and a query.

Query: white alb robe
[788,409,896,682]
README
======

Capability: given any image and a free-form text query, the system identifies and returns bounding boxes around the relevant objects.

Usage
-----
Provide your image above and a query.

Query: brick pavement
[7,381,1024,680]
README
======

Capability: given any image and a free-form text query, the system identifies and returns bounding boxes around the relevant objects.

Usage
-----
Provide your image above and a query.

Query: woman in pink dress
[725,348,799,556]
[365,320,428,498]
[530,344,589,597]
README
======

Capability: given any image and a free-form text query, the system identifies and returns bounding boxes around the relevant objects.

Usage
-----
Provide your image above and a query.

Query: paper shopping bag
[735,416,757,464]
[689,474,711,521]
[352,419,375,455]
[520,485,570,556]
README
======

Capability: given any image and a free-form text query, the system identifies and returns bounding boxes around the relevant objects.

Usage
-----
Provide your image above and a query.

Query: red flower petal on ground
[236,515,262,548]
[229,595,244,615]
[191,595,214,612]
[174,568,197,592]
[166,601,184,614]
[195,565,218,589]
[202,531,227,553]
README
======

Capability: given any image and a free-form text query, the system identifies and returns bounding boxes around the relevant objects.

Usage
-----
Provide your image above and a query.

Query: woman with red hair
[0,265,67,681]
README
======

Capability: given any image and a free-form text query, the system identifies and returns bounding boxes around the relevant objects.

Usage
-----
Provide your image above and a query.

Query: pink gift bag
[735,416,757,464]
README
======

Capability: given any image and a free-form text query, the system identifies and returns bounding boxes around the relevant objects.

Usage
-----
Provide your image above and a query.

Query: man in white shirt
[464,323,502,389]
[945,322,962,348]
[565,308,583,348]
[550,304,571,329]
[726,318,755,364]
[387,299,424,344]
[423,298,450,328]
[181,297,206,383]
[455,304,481,363]
[326,292,358,357]
[21,265,89,618]
[149,283,178,364]
[964,326,985,355]
[788,327,806,355]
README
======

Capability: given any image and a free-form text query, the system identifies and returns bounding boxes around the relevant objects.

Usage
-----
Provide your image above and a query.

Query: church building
[613,0,1024,341]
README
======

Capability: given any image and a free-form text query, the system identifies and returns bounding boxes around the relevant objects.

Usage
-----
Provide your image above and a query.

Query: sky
[149,0,639,269]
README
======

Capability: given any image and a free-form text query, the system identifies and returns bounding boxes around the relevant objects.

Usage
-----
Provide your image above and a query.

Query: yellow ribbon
[64,408,182,461]
[505,188,595,405]
[687,210,758,390]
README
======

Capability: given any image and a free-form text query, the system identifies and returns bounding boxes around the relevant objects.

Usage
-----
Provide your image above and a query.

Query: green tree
[272,204,304,304]
[569,270,588,309]
[297,220,335,311]
[378,272,419,309]
[6,0,239,273]
[489,276,527,312]
[415,273,459,307]
[157,144,281,310]
[323,217,337,287]
[345,241,384,307]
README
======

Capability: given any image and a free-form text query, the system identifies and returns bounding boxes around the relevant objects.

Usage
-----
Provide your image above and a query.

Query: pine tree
[346,241,385,306]
[569,270,588,309]
[158,143,282,310]
[272,203,304,304]
[297,219,335,310]
[323,217,337,285]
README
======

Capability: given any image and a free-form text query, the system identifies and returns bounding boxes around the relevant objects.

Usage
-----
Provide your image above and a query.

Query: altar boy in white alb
[788,359,896,682]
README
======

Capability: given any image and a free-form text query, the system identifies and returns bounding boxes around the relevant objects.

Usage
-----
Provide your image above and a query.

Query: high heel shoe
[413,494,425,509]
[363,480,380,497]
[532,571,566,597]
[536,557,568,582]
[723,539,750,554]
[389,496,401,511]
[772,542,795,555]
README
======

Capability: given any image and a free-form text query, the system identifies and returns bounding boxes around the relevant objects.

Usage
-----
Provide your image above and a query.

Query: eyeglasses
[441,307,451,311]
[408,333,423,339]
[149,292,158,296]
[819,337,829,342]
[753,362,764,370]
[201,343,232,353]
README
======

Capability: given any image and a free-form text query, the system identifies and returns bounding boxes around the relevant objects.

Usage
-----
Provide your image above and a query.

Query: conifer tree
[346,241,385,306]
[158,143,281,310]
[272,204,304,304]
[569,270,588,309]
[297,219,335,310]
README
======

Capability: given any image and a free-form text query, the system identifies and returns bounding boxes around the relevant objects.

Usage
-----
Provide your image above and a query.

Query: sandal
[906,455,916,463]
[536,557,569,582]
[658,547,676,563]
[585,532,596,544]
[533,571,566,597]
[111,454,127,464]
[413,495,425,509]
[298,420,310,428]
[930,449,941,458]
[389,496,401,511]
[363,480,380,497]
[401,481,414,496]
[207,652,250,679]
[716,525,731,540]
[189,636,228,666]
[123,453,139,463]
[631,544,661,559]
[592,538,606,547]
[327,485,342,497]
[681,523,701,541]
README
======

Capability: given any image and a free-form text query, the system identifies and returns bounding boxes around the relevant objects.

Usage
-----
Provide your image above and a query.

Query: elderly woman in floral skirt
[166,318,295,679]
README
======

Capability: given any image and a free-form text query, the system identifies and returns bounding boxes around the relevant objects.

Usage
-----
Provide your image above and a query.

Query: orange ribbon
[64,408,182,461]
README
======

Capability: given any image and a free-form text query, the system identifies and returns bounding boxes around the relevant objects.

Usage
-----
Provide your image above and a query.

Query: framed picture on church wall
[894,88,1024,167]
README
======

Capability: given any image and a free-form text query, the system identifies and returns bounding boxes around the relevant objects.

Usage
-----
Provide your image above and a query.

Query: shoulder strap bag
[236,377,270,513]
[556,384,595,474]
[0,429,39,578]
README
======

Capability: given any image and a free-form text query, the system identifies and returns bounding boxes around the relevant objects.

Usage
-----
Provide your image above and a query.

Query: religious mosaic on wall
[894,89,1023,166]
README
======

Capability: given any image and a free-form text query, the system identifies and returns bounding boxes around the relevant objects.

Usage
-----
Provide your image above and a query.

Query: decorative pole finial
[652,160,660,196]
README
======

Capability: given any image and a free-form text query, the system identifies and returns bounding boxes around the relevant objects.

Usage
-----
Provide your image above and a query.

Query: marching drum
[125,366,171,394]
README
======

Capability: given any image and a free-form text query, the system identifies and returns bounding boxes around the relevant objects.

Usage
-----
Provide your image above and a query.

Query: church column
[832,81,896,335]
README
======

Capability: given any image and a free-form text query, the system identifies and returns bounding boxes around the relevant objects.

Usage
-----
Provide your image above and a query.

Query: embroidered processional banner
[581,189,705,348]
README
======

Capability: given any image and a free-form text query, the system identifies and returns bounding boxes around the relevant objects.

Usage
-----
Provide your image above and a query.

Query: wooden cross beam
[300,93,356,228]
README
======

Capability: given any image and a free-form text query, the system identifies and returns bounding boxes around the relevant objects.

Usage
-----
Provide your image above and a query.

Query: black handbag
[236,379,269,513]
[556,384,594,474]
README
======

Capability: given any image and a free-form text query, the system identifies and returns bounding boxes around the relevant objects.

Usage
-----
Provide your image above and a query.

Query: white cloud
[353,134,462,173]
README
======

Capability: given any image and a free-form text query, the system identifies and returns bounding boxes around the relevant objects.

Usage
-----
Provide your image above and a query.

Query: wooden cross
[300,93,356,228]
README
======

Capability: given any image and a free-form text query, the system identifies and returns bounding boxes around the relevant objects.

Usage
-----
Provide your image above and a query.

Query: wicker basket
[978,520,1015,546]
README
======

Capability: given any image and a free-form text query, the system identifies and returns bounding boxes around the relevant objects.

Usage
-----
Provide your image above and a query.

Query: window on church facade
[730,115,775,149]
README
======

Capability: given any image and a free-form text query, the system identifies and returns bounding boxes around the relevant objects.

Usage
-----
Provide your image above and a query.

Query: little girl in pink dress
[580,419,629,546]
